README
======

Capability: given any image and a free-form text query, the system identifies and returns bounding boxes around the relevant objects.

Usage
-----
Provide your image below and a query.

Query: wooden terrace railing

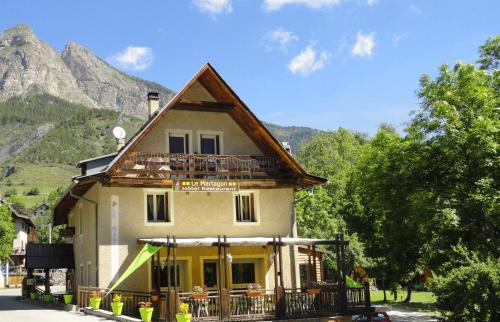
[113,152,284,180]
[77,284,370,321]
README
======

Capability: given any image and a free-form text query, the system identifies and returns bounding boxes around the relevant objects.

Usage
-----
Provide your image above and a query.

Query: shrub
[433,258,500,322]
[25,187,40,196]
[4,188,17,197]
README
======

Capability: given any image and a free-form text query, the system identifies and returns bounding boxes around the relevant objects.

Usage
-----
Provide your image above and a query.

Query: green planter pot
[43,294,54,302]
[139,307,154,322]
[111,302,124,316]
[63,294,73,304]
[90,298,101,310]
[176,313,192,322]
[30,292,39,300]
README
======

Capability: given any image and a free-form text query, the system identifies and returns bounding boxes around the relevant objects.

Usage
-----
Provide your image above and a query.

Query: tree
[478,35,500,71]
[34,187,66,243]
[0,204,15,261]
[296,129,369,273]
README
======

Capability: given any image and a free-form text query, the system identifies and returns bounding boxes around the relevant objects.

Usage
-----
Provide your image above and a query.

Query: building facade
[53,63,327,295]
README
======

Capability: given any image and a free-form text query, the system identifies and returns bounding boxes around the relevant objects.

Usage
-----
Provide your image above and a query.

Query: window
[198,131,223,155]
[146,192,170,222]
[200,134,220,155]
[151,264,180,287]
[203,261,218,288]
[167,130,192,154]
[169,134,188,153]
[232,262,256,285]
[235,193,256,222]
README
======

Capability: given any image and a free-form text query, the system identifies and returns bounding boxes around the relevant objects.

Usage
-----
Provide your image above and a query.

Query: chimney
[147,92,160,117]
[117,138,125,151]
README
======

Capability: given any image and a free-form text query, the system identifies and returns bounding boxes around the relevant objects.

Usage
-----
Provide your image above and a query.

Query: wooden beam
[108,177,299,189]
[173,101,235,112]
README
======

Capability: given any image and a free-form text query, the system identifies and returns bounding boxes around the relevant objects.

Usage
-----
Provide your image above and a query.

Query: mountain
[0,24,175,117]
[0,24,318,212]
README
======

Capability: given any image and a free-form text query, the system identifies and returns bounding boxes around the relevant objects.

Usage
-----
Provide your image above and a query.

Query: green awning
[346,275,363,288]
[107,243,162,295]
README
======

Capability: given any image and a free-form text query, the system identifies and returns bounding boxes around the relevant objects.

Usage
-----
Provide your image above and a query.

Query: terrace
[112,152,287,180]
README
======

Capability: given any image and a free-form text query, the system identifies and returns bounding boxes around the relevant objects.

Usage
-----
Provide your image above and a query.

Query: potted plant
[63,293,73,304]
[176,303,192,322]
[89,290,102,310]
[138,301,154,322]
[306,281,322,295]
[246,283,263,297]
[111,293,124,316]
[30,291,39,300]
[43,291,54,302]
[150,289,160,302]
[191,285,208,299]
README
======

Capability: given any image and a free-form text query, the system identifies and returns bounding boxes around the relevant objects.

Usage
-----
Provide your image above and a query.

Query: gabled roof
[104,63,326,186]
[53,63,326,226]
[0,198,36,227]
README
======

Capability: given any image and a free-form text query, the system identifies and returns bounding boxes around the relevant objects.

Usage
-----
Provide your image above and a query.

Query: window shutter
[216,135,220,155]
[165,192,169,222]
[250,193,255,222]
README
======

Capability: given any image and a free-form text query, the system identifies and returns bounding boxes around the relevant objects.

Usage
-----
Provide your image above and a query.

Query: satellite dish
[112,126,126,139]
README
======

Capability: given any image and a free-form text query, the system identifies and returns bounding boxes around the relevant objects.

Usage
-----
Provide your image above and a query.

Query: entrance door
[152,260,189,292]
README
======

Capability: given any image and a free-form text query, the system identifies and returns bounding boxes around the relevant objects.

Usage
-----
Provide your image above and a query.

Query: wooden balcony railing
[77,284,371,321]
[113,152,285,180]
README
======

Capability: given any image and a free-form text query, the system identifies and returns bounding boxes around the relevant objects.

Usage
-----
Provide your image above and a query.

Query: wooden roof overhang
[53,179,97,226]
[138,237,348,247]
[104,63,326,188]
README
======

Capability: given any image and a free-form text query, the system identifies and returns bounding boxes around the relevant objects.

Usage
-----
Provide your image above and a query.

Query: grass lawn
[0,162,77,210]
[371,290,439,315]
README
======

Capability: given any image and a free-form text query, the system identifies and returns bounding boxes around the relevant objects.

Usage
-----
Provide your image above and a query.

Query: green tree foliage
[433,257,500,322]
[33,187,66,243]
[296,128,369,271]
[478,35,500,71]
[0,94,143,165]
[0,204,15,261]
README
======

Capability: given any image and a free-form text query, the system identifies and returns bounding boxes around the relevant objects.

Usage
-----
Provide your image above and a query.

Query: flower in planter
[112,293,122,302]
[192,285,208,294]
[138,301,153,308]
[90,290,103,299]
[179,303,189,314]
[247,283,262,290]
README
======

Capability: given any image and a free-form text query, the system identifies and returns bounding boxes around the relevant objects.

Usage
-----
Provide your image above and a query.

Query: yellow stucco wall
[85,186,295,291]
[134,109,263,156]
[70,183,100,288]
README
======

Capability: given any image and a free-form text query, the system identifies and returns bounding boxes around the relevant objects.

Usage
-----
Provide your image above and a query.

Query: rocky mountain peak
[0,24,38,48]
[0,24,175,118]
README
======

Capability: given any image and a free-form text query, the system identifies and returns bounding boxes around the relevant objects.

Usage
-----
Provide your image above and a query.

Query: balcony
[112,152,287,180]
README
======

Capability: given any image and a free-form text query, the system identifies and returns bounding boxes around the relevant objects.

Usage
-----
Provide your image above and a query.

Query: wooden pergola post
[165,235,171,322]
[172,236,178,318]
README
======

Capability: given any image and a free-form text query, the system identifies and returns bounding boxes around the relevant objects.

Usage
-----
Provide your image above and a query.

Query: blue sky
[1,0,498,134]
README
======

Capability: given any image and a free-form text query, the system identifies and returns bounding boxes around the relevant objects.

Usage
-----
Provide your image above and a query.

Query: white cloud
[351,31,375,58]
[263,0,341,11]
[193,0,233,15]
[366,0,377,6]
[409,4,422,14]
[264,28,299,51]
[288,45,330,76]
[108,46,153,71]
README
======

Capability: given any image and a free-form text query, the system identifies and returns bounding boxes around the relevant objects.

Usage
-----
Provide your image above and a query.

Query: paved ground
[377,305,439,322]
[0,287,104,322]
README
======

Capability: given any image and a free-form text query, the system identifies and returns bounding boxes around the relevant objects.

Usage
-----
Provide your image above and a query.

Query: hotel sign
[174,180,239,192]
